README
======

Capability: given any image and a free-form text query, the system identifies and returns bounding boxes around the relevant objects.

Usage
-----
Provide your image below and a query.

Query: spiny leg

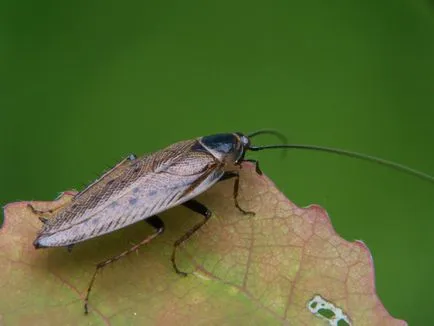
[27,199,74,223]
[171,200,211,276]
[243,159,262,175]
[84,215,164,314]
[220,171,255,215]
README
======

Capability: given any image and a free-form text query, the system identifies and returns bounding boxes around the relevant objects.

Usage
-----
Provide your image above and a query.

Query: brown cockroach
[30,130,434,313]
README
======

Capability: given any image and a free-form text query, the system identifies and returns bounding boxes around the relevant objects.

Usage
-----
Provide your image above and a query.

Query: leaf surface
[0,164,406,325]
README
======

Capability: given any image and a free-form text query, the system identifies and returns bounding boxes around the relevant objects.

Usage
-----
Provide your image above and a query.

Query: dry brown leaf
[0,164,406,325]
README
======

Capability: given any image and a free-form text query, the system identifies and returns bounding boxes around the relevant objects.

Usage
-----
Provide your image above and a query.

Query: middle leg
[171,199,212,276]
[219,171,255,216]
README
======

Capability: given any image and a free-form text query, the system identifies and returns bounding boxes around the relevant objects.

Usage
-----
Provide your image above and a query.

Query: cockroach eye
[240,135,250,148]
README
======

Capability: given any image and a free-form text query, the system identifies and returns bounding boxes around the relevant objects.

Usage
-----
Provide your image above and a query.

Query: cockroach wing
[34,140,224,248]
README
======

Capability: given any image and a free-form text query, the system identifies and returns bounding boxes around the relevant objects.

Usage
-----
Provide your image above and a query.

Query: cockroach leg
[27,204,54,216]
[84,215,164,314]
[39,216,49,224]
[243,159,262,175]
[27,201,70,223]
[219,172,255,216]
[171,200,212,276]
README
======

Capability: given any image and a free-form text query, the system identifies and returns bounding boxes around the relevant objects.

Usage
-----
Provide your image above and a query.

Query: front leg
[243,159,262,175]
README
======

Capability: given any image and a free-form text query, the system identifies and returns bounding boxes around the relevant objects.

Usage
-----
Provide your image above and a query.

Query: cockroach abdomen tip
[33,239,47,249]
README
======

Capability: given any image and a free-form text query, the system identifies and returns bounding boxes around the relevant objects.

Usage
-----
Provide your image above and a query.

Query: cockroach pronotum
[30,130,434,313]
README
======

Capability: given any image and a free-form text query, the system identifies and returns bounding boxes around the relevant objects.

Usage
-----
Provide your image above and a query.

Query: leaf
[0,164,406,326]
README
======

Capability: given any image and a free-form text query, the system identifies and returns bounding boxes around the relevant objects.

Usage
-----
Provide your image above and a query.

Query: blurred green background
[1,0,433,324]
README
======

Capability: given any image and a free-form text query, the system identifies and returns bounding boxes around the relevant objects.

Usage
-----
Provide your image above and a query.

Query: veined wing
[34,140,224,247]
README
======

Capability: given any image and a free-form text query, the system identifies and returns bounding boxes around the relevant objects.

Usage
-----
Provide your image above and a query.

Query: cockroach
[30,130,434,314]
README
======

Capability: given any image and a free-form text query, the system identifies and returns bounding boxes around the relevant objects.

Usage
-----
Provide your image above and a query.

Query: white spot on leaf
[307,295,351,326]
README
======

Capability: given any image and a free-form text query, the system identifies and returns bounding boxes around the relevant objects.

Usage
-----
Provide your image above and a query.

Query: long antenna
[247,129,288,158]
[249,144,434,184]
[247,129,288,145]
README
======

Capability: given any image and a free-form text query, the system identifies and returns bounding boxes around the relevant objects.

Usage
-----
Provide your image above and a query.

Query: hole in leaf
[307,294,352,326]
[318,308,335,319]
[337,319,350,326]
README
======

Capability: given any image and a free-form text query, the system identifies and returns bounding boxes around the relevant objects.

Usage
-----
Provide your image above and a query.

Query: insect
[30,130,434,314]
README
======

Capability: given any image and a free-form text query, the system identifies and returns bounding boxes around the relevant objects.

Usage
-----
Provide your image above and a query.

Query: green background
[1,0,433,324]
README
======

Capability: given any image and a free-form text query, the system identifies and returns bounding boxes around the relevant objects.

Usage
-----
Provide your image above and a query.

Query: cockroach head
[198,133,250,164]
[199,130,287,165]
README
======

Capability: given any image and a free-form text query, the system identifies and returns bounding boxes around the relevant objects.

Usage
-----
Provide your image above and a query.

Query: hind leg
[84,215,164,314]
